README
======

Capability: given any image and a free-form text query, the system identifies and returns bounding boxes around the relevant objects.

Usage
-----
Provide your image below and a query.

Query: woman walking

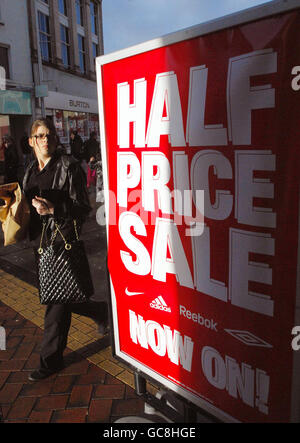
[23,119,108,381]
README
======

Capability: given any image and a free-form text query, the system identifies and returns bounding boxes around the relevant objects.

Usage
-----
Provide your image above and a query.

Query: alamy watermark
[0,326,6,350]
[96,189,205,237]
[291,326,300,351]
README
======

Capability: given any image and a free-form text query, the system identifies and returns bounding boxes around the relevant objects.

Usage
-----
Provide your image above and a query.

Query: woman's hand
[32,196,54,216]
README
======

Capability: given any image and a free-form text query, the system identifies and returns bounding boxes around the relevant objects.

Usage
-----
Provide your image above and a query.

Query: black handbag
[35,219,94,304]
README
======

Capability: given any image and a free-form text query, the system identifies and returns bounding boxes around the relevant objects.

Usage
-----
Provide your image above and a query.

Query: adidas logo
[150,296,171,312]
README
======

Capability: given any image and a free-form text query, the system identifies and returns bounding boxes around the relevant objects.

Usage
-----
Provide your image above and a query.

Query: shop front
[44,91,99,150]
[0,90,32,184]
[0,90,32,142]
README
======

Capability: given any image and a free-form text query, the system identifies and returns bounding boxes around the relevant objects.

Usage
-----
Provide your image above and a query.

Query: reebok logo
[179,305,218,332]
[150,296,171,312]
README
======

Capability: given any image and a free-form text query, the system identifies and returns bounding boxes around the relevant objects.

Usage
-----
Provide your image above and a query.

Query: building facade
[0,0,34,167]
[27,0,104,146]
[0,0,103,173]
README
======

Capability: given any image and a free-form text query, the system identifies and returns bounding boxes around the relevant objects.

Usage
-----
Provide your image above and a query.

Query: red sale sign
[96,1,300,422]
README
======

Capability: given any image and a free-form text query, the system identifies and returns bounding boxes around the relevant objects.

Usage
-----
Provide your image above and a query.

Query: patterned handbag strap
[38,220,79,255]
[37,222,47,255]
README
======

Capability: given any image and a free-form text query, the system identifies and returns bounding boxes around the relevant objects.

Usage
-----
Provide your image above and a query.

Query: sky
[102,0,274,54]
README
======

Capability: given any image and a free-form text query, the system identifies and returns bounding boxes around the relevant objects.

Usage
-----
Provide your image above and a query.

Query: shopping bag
[0,182,30,246]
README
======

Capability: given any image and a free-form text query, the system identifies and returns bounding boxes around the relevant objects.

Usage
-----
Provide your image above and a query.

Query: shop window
[90,1,97,35]
[78,35,85,73]
[54,110,68,142]
[89,114,99,138]
[54,111,98,146]
[75,0,83,26]
[38,11,51,62]
[67,111,88,140]
[0,116,10,151]
[60,25,70,68]
[0,46,9,79]
[58,0,67,16]
[92,42,98,59]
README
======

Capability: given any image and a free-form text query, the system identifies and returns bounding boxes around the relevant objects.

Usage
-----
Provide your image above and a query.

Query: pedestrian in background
[20,132,33,171]
[89,152,103,199]
[84,132,100,190]
[70,130,84,161]
[3,136,19,184]
[23,119,108,381]
[55,135,66,156]
[84,131,99,163]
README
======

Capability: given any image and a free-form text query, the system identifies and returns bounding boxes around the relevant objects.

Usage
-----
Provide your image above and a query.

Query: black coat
[70,135,84,160]
[23,152,91,243]
[83,138,99,162]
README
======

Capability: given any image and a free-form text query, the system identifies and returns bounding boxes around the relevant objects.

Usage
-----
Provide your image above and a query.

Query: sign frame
[96,0,300,423]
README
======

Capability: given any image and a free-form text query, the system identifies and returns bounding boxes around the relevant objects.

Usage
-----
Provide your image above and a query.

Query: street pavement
[0,187,159,423]
[0,185,217,424]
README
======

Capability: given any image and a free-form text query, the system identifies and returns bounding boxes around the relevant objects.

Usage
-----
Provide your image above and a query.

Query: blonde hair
[30,119,56,137]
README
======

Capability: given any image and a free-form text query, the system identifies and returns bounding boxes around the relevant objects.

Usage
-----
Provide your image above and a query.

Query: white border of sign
[96,0,300,422]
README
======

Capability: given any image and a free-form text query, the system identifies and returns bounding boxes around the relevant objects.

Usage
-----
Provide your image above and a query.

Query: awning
[0,90,32,115]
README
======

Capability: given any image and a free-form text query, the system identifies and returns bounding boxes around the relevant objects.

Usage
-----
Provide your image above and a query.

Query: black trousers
[39,301,107,371]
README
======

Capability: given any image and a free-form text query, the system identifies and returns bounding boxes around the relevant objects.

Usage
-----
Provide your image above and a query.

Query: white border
[109,276,239,423]
[96,0,300,423]
[96,61,109,240]
[291,184,300,422]
[97,0,300,66]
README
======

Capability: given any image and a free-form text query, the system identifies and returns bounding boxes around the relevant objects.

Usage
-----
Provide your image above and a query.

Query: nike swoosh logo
[125,288,144,296]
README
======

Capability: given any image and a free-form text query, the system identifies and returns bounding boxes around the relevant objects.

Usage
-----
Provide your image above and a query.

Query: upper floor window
[90,1,97,35]
[58,0,67,16]
[75,0,83,26]
[41,0,49,3]
[38,11,51,62]
[78,34,85,73]
[60,25,70,68]
[0,46,9,79]
[92,42,98,59]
